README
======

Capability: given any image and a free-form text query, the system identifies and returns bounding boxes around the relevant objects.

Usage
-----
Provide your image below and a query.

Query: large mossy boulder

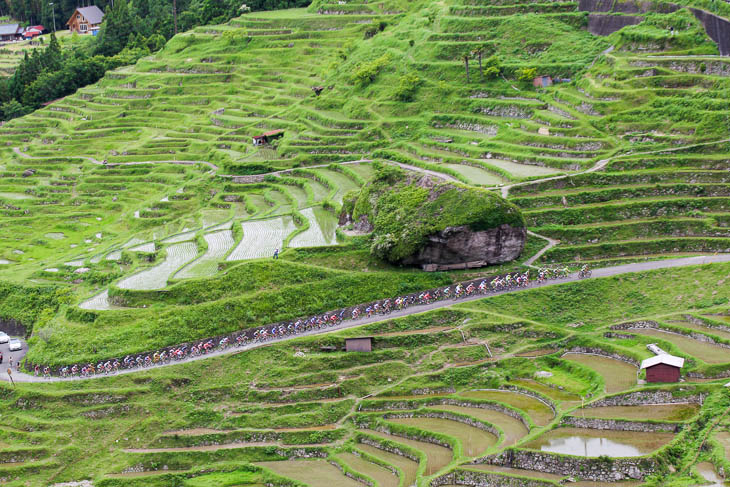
[341,165,526,268]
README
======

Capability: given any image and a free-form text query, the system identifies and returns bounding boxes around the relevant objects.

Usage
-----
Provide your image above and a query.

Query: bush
[393,73,421,101]
[516,67,537,81]
[351,54,392,86]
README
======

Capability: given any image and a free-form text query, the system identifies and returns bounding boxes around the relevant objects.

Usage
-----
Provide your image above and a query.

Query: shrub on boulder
[341,165,526,267]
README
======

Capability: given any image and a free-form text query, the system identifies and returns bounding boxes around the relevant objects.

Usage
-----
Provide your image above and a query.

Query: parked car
[8,338,22,351]
[0,332,8,344]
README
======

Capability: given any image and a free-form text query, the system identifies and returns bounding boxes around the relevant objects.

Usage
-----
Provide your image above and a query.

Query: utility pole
[49,2,56,33]
[173,0,178,35]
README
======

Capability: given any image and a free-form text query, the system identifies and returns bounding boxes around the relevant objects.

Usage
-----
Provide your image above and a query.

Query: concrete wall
[588,14,644,35]
[689,8,730,56]
[0,318,26,337]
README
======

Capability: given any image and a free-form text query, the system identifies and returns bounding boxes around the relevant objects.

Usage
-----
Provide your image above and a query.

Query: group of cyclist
[34,264,590,378]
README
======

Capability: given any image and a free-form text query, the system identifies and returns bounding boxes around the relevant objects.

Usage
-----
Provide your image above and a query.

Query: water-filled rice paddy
[79,290,122,311]
[176,230,234,278]
[256,460,363,487]
[356,443,419,487]
[484,159,562,178]
[430,405,529,446]
[117,241,197,290]
[289,207,337,248]
[316,168,359,203]
[696,462,726,487]
[227,216,296,261]
[576,403,700,421]
[337,452,399,487]
[523,427,675,457]
[671,319,730,341]
[162,230,197,243]
[511,379,582,403]
[443,164,505,185]
[388,417,498,456]
[362,429,452,475]
[631,328,730,364]
[562,353,637,393]
[459,390,555,427]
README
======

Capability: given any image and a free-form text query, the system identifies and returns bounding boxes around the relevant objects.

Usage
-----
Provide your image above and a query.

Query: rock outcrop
[401,223,526,268]
[340,165,526,269]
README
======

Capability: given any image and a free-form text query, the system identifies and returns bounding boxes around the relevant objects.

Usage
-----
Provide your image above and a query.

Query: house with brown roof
[67,6,105,35]
[0,24,22,42]
[252,129,284,146]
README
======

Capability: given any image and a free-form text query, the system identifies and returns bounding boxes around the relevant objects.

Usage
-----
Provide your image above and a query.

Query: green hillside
[1,0,730,484]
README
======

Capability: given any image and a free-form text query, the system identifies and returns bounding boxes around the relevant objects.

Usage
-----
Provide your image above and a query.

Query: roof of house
[0,24,21,36]
[72,6,105,25]
[640,354,685,370]
[29,25,45,31]
[345,337,374,341]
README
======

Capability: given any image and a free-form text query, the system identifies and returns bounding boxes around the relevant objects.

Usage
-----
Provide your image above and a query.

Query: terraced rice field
[429,405,529,447]
[668,319,730,341]
[362,429,452,476]
[443,164,505,186]
[630,329,730,364]
[129,242,156,253]
[336,452,399,487]
[459,390,555,427]
[162,230,197,243]
[576,404,700,421]
[523,427,675,457]
[389,417,498,456]
[356,443,419,487]
[176,230,235,278]
[79,290,118,311]
[562,353,637,393]
[256,460,363,486]
[465,464,564,481]
[227,217,296,261]
[117,241,197,290]
[289,207,338,248]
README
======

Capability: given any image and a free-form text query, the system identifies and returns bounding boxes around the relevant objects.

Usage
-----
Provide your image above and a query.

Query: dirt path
[524,231,559,267]
[6,253,730,384]
[12,147,219,171]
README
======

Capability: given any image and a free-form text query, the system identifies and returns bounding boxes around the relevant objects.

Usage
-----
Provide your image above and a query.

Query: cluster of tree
[0,1,164,121]
[1,0,312,121]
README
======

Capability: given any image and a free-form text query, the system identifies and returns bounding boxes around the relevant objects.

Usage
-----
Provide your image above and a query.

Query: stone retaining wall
[432,470,555,487]
[561,416,682,433]
[0,317,26,337]
[383,411,501,438]
[564,347,640,367]
[330,459,372,486]
[474,449,656,481]
[360,398,531,431]
[612,320,730,350]
[587,390,705,407]
[357,436,421,463]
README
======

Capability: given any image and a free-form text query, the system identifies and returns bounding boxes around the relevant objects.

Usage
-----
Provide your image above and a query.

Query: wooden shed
[345,337,373,352]
[252,129,284,146]
[533,75,553,88]
[641,354,684,383]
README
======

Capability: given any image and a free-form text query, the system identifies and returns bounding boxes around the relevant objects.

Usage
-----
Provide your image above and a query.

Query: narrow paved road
[6,253,730,383]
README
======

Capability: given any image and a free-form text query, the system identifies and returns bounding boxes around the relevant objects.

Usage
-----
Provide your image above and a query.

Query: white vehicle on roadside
[0,332,8,344]
[8,338,22,351]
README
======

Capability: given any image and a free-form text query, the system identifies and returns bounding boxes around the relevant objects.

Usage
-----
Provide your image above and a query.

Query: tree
[471,46,483,79]
[95,0,135,57]
[462,52,470,83]
[1,100,27,120]
[516,67,537,82]
[483,55,502,79]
